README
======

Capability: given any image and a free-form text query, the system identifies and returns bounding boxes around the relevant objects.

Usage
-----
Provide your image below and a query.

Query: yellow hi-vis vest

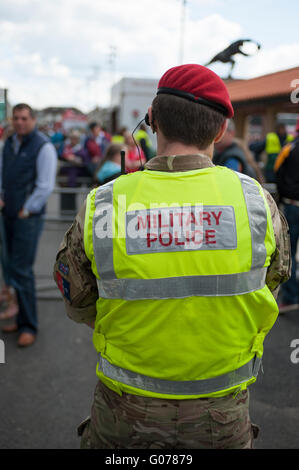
[84,165,278,399]
[265,132,294,155]
[135,129,152,149]
[111,135,125,144]
[265,133,294,169]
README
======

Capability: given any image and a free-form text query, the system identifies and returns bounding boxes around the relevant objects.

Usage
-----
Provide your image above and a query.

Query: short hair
[275,122,286,132]
[96,143,123,173]
[12,103,35,118]
[89,121,101,131]
[152,94,226,149]
[104,143,123,161]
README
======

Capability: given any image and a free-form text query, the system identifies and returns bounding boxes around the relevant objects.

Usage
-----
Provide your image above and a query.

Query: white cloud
[244,44,299,77]
[184,14,243,65]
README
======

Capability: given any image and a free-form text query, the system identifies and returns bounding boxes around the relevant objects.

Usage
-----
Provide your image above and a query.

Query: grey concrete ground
[0,217,98,449]
[0,197,298,449]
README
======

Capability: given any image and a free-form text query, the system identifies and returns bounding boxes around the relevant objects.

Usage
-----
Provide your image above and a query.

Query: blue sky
[190,0,299,47]
[0,0,298,111]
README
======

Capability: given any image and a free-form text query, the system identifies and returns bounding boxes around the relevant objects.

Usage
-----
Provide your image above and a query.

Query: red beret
[157,64,234,118]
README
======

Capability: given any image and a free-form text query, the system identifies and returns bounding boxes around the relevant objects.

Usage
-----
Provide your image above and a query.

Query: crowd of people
[40,116,297,189]
[2,113,294,190]
[47,121,154,188]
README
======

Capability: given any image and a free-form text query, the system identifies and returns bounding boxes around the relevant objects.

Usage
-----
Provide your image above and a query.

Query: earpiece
[145,111,156,133]
[131,112,155,171]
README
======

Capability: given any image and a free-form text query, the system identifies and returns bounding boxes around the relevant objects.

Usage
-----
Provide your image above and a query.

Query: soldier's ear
[214,119,228,144]
[147,106,157,134]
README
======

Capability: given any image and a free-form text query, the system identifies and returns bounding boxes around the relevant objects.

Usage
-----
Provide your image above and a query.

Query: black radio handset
[131,117,146,171]
[131,111,155,170]
[120,150,126,175]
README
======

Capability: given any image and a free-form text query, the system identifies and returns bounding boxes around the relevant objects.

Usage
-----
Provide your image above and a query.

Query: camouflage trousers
[78,381,259,449]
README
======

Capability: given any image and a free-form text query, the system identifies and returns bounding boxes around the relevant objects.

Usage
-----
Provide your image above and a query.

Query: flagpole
[179,0,187,64]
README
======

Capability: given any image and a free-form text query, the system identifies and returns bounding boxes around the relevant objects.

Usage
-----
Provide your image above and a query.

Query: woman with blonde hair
[95,143,123,185]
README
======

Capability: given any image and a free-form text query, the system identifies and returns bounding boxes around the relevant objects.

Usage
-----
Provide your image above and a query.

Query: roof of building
[37,106,85,115]
[225,66,299,103]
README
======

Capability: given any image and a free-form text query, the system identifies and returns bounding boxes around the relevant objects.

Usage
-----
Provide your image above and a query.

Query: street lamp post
[179,0,187,64]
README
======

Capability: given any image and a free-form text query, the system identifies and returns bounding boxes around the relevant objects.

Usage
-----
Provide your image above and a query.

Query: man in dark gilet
[0,103,57,347]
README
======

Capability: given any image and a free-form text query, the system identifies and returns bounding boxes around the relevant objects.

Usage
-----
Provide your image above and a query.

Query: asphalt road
[0,216,298,449]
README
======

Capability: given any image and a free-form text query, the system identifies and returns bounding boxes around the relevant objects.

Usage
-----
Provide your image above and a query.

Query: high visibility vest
[84,165,278,399]
[135,129,152,149]
[111,135,125,144]
[265,133,294,169]
[265,132,294,155]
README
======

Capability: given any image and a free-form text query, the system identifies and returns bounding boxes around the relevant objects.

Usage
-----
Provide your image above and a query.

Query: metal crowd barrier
[35,174,95,299]
[45,176,94,223]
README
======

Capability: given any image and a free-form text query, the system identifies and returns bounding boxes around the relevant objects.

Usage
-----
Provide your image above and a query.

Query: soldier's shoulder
[261,186,279,218]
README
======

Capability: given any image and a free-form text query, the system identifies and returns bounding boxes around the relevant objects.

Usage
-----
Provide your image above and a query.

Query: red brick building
[225,66,299,140]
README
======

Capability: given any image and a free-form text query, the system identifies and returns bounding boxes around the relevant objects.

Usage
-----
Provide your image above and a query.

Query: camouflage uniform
[54,154,291,449]
[78,381,258,449]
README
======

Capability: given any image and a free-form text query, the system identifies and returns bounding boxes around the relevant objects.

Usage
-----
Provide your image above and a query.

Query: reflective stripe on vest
[238,173,267,269]
[92,173,268,299]
[96,267,267,299]
[98,354,261,395]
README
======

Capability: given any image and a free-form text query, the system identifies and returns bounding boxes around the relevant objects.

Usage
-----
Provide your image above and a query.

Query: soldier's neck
[157,139,214,160]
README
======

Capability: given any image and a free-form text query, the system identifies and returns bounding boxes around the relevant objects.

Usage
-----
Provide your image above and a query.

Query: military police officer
[54,64,290,449]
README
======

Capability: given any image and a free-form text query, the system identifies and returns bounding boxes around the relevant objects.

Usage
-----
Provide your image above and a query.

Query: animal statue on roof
[205,39,261,79]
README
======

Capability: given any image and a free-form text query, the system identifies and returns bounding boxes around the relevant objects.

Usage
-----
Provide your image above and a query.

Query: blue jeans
[3,215,44,334]
[282,204,299,304]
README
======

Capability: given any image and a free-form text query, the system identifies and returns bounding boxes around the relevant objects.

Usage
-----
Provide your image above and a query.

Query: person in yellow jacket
[249,123,294,183]
[53,64,290,449]
[111,126,128,144]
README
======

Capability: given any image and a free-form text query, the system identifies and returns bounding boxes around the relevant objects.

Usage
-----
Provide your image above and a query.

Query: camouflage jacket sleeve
[53,201,98,324]
[263,188,291,298]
